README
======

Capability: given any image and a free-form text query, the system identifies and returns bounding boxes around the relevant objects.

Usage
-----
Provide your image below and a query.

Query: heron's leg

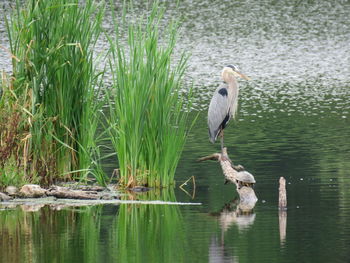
[220,130,224,153]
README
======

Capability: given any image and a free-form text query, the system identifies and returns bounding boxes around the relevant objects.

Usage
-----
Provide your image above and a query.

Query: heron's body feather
[208,79,239,143]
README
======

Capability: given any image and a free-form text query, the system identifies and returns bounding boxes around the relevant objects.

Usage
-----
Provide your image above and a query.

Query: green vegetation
[0,0,192,188]
[107,3,193,188]
[1,0,106,187]
[0,75,30,187]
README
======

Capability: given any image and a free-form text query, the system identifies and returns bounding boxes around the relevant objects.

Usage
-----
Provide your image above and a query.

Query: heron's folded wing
[208,84,230,142]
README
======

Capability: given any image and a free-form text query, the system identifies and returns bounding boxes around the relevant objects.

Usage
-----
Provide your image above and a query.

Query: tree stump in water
[279,177,287,244]
[279,177,287,210]
[198,147,257,209]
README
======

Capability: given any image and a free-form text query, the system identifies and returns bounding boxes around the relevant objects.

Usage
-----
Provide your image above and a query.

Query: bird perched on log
[208,65,250,151]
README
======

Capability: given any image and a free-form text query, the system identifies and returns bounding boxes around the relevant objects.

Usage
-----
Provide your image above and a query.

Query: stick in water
[279,177,287,209]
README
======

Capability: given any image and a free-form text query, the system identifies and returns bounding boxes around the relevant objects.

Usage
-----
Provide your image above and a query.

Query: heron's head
[221,65,250,82]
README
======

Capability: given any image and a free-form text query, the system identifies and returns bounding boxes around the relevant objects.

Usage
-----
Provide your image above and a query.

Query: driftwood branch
[46,186,99,200]
[197,153,221,162]
[198,147,257,207]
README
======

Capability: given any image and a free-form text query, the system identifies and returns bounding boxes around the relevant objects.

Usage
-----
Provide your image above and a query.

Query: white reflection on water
[1,0,349,115]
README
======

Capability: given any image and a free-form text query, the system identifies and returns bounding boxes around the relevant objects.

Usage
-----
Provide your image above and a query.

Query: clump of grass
[3,0,106,185]
[0,73,33,187]
[107,2,193,188]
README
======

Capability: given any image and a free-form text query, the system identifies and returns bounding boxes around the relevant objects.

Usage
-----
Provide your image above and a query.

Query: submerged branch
[198,147,257,208]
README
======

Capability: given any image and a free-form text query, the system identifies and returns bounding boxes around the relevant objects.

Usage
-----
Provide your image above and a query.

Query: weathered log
[19,184,47,198]
[198,147,258,205]
[62,184,105,192]
[46,186,99,200]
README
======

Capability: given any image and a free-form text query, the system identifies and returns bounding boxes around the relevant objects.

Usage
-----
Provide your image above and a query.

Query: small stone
[0,192,12,201]
[5,186,18,196]
[130,186,151,192]
[19,184,47,198]
[107,184,118,191]
[101,194,114,200]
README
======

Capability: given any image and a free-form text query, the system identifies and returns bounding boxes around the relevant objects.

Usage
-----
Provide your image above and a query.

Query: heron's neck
[226,76,238,90]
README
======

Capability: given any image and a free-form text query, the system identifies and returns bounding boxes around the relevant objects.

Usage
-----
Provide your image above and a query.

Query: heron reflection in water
[208,65,250,151]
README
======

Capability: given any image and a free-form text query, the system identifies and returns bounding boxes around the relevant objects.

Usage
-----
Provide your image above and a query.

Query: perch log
[198,147,257,205]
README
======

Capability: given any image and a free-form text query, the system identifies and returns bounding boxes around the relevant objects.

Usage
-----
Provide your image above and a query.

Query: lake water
[1,0,350,262]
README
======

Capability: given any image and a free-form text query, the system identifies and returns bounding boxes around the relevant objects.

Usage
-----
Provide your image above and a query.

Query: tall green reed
[4,0,106,184]
[107,2,193,188]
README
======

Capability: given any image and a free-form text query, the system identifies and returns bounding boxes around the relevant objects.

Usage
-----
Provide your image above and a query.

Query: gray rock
[19,184,47,198]
[5,186,18,196]
[0,192,12,201]
[101,195,114,200]
[100,193,120,200]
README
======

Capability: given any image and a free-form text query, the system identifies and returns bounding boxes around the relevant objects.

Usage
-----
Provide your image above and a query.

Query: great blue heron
[208,65,250,151]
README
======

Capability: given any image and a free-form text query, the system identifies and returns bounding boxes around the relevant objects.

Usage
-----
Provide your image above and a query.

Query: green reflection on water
[0,205,103,263]
[113,191,187,262]
[0,190,192,263]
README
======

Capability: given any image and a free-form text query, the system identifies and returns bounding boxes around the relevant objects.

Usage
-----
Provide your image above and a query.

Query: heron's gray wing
[208,84,230,143]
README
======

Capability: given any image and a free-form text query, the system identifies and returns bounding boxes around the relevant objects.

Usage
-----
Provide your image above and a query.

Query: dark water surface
[1,0,350,262]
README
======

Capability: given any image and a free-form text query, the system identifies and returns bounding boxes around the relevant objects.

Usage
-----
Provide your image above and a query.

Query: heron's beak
[233,70,251,80]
